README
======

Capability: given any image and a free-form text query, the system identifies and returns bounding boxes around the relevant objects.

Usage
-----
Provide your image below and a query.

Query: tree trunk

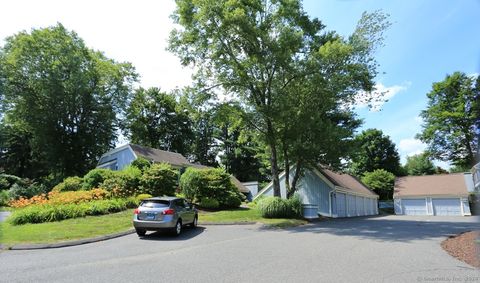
[267,120,281,197]
[288,160,302,198]
[283,137,290,196]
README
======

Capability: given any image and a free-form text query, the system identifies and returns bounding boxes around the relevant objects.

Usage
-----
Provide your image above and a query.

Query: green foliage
[404,153,436,176]
[8,182,48,200]
[141,163,178,197]
[257,196,302,219]
[82,169,115,190]
[0,23,137,179]
[0,173,25,191]
[361,169,395,200]
[169,1,390,197]
[418,72,479,168]
[52,176,83,192]
[123,88,194,156]
[199,197,220,209]
[131,157,151,172]
[179,167,243,208]
[0,190,9,206]
[9,198,137,225]
[350,129,402,176]
[449,165,471,173]
[135,194,153,205]
[100,166,142,197]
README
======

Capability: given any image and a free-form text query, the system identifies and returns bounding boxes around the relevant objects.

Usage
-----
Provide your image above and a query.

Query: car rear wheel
[136,229,146,237]
[173,220,182,236]
[190,216,198,228]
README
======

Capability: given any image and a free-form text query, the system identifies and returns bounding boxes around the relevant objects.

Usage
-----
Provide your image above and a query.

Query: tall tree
[418,72,479,167]
[403,153,436,176]
[361,169,395,200]
[0,24,137,178]
[169,0,389,197]
[123,87,194,155]
[349,129,402,176]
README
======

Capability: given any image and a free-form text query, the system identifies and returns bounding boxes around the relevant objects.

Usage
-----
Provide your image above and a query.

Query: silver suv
[133,197,198,236]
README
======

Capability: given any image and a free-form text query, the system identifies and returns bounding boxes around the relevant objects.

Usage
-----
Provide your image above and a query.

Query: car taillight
[162,209,175,215]
[134,208,140,215]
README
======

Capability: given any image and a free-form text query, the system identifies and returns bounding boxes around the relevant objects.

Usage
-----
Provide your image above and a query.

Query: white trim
[97,144,133,167]
[253,166,293,200]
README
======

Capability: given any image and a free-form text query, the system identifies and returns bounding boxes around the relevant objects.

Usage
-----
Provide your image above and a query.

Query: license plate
[145,213,155,220]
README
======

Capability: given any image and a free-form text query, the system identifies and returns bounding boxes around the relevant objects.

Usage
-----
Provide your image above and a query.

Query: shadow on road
[139,226,206,241]
[262,216,480,243]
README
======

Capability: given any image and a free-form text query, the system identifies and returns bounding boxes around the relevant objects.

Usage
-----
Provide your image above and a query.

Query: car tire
[190,216,198,228]
[136,229,146,237]
[173,220,182,236]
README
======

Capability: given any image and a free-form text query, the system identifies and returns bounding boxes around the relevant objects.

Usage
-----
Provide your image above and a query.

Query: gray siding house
[97,144,250,194]
[254,167,379,218]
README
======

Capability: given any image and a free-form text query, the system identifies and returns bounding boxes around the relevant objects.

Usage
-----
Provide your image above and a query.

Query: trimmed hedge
[257,196,302,219]
[100,166,142,197]
[52,176,83,192]
[9,198,137,225]
[141,163,178,197]
[82,169,115,190]
[179,167,243,209]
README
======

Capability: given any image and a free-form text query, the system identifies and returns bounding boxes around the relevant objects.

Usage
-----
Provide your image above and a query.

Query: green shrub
[257,196,303,219]
[82,169,115,190]
[0,190,9,206]
[8,182,48,200]
[199,197,220,209]
[100,166,143,197]
[135,193,153,204]
[0,173,26,191]
[131,157,151,172]
[9,198,137,225]
[179,167,243,209]
[52,176,83,192]
[141,163,178,197]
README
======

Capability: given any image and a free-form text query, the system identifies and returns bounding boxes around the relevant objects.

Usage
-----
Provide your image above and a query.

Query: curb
[199,221,258,225]
[5,229,135,250]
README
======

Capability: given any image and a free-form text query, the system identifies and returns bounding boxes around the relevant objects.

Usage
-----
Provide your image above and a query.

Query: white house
[254,166,379,218]
[394,173,472,216]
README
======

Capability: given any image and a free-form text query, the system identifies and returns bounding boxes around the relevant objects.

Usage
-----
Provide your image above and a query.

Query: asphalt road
[0,215,479,283]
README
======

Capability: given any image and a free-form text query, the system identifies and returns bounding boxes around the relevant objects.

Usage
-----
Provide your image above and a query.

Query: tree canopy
[417,72,479,168]
[403,153,436,176]
[349,129,402,176]
[361,169,395,200]
[0,24,137,179]
[169,0,390,197]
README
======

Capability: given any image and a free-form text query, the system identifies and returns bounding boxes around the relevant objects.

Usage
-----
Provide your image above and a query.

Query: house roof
[130,144,249,194]
[319,167,377,197]
[130,144,189,167]
[394,174,470,197]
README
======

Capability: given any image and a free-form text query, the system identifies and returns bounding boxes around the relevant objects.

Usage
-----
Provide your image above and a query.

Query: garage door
[336,193,346,217]
[432,198,461,216]
[356,196,364,216]
[402,199,427,215]
[347,194,356,216]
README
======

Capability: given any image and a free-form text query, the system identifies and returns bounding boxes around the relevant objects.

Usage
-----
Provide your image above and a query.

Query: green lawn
[199,207,307,228]
[0,209,134,247]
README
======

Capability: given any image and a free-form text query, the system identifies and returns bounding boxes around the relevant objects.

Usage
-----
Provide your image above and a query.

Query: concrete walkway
[0,211,11,222]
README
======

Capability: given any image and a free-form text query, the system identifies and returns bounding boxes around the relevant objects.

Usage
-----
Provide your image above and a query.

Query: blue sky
[303,0,480,167]
[0,0,478,168]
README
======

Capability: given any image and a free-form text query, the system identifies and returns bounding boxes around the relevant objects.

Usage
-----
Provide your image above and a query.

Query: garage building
[394,173,472,216]
[254,166,379,218]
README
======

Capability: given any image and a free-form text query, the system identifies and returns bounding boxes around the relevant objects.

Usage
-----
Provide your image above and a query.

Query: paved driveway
[0,215,478,282]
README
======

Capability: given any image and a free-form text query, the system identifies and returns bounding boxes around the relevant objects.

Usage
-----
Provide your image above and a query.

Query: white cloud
[355,82,410,111]
[398,138,426,157]
[0,0,192,92]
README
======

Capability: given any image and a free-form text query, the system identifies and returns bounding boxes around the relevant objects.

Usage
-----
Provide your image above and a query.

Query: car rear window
[140,200,170,208]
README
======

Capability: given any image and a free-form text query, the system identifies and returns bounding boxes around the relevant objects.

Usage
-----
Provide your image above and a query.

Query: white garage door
[356,196,364,216]
[347,194,356,216]
[402,199,427,215]
[336,193,346,217]
[432,198,461,216]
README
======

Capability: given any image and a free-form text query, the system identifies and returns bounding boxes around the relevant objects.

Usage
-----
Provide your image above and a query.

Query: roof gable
[317,167,377,197]
[394,174,469,197]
